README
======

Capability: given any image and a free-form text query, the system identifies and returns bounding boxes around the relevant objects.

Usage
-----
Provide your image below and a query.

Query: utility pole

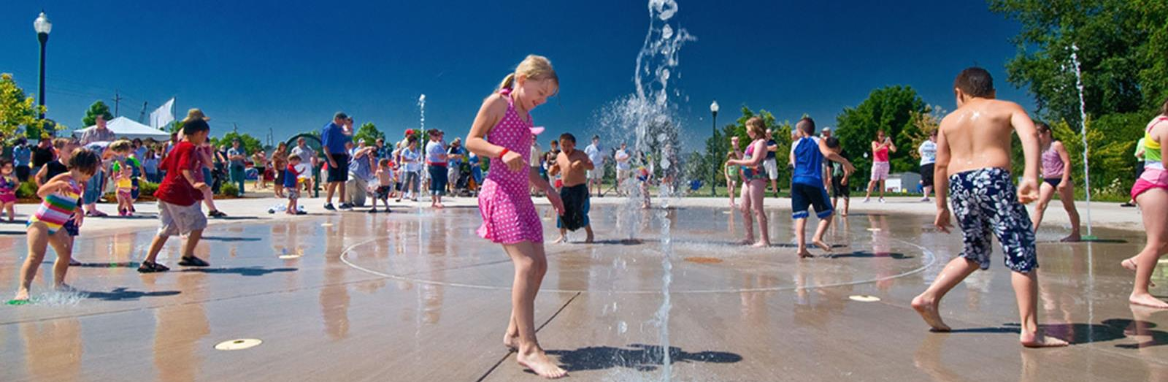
[113,90,124,117]
[138,101,148,123]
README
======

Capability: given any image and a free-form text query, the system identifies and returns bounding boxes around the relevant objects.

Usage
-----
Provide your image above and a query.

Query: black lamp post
[34,11,52,120]
[709,100,719,196]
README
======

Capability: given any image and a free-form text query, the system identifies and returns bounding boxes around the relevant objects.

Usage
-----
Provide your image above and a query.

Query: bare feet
[796,250,814,259]
[752,241,769,248]
[1122,258,1156,287]
[585,235,594,244]
[1130,293,1168,309]
[812,239,833,254]
[54,283,77,293]
[13,288,30,302]
[517,350,568,379]
[1019,331,1069,348]
[1060,234,1081,243]
[503,333,519,351]
[552,236,566,244]
[911,294,951,332]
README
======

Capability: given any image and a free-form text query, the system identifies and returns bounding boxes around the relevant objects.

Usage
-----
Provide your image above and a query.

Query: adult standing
[227,139,247,197]
[374,138,388,160]
[30,137,55,173]
[584,135,605,197]
[447,138,466,195]
[863,130,897,203]
[321,112,352,210]
[80,114,117,217]
[614,143,631,196]
[290,137,317,194]
[918,130,938,202]
[763,129,780,197]
[12,138,32,182]
[271,142,289,198]
[425,130,449,208]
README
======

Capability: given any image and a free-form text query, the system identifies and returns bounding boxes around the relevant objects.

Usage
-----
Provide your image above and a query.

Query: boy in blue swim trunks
[789,117,854,258]
[911,67,1067,348]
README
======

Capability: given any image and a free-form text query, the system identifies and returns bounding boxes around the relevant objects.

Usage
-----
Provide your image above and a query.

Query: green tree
[989,0,1168,126]
[81,101,114,128]
[353,122,385,144]
[834,86,928,174]
[211,131,263,154]
[0,73,50,140]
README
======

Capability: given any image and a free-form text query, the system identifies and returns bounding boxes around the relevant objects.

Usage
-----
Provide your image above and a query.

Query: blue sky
[1,0,1029,151]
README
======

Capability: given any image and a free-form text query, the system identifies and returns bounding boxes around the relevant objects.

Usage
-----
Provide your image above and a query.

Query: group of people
[8,50,1168,380]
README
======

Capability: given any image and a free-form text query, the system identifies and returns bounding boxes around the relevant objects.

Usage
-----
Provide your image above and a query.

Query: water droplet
[662,24,674,39]
[618,321,628,334]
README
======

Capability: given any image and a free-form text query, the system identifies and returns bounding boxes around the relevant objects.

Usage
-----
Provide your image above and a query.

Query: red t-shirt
[155,141,204,206]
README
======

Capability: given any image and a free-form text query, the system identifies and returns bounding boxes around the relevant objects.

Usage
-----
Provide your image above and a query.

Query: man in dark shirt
[321,112,353,210]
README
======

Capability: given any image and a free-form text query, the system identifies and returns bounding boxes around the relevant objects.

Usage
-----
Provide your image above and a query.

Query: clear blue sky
[1,0,1029,151]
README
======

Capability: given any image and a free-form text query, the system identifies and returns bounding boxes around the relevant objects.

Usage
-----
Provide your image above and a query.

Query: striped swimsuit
[27,177,82,234]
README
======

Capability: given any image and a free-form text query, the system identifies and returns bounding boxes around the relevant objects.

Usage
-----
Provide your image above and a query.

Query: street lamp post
[34,11,52,120]
[710,100,719,197]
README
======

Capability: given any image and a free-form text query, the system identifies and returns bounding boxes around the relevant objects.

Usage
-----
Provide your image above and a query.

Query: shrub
[15,181,37,199]
[219,182,239,197]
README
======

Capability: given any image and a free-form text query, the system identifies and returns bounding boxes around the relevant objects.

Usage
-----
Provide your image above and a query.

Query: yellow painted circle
[278,255,301,259]
[321,223,334,227]
[849,295,881,302]
[214,338,262,351]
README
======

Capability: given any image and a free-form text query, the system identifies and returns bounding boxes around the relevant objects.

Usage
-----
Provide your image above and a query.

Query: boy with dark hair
[789,117,853,258]
[825,137,851,217]
[550,133,595,243]
[911,67,1067,347]
[139,119,213,273]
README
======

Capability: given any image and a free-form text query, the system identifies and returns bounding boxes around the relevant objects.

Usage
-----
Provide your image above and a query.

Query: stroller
[454,163,475,197]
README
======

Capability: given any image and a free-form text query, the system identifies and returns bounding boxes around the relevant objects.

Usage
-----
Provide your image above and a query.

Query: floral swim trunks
[947,167,1037,273]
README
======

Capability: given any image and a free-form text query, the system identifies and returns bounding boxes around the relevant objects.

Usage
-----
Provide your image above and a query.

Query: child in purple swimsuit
[465,55,567,379]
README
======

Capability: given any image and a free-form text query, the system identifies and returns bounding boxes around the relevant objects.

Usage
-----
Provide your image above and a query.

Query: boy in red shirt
[138,118,212,273]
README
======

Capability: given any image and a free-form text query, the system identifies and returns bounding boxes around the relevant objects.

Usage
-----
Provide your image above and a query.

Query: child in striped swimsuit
[13,149,101,303]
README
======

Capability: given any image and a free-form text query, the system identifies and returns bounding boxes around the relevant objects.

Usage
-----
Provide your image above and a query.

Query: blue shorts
[948,168,1037,273]
[83,170,105,205]
[791,182,833,220]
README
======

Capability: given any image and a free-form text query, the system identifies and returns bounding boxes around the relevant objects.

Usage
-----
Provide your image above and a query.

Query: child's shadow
[545,344,742,373]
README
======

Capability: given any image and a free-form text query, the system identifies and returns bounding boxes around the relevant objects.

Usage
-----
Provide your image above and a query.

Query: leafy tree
[0,73,50,140]
[211,131,263,154]
[989,0,1168,126]
[353,122,385,144]
[81,101,114,127]
[834,86,928,174]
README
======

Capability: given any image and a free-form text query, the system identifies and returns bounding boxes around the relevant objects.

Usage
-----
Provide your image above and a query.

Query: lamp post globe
[34,11,52,120]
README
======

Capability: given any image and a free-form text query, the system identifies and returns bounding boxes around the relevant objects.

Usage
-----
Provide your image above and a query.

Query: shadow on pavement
[181,267,297,277]
[86,287,181,301]
[546,344,742,373]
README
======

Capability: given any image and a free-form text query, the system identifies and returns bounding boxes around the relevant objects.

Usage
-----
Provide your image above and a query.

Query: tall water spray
[1070,44,1093,237]
[418,94,426,132]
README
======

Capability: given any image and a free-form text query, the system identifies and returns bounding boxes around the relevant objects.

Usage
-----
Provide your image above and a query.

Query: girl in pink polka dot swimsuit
[465,55,566,379]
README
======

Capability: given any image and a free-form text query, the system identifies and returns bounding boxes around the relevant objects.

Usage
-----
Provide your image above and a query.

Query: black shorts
[920,164,935,188]
[326,154,349,183]
[791,182,833,220]
[15,166,30,182]
[831,176,849,199]
[1137,162,1146,179]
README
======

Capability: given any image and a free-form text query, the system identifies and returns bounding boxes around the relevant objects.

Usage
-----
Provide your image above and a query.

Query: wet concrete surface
[2,202,1166,381]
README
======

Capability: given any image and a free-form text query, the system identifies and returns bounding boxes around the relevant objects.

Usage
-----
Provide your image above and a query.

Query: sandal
[137,261,170,273]
[178,256,210,267]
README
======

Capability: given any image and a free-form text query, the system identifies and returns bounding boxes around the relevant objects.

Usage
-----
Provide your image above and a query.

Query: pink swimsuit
[477,89,543,244]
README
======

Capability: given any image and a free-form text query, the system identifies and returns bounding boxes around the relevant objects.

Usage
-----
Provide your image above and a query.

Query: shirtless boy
[549,133,595,243]
[911,67,1067,348]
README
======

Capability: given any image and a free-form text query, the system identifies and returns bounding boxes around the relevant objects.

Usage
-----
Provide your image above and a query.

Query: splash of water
[1069,44,1092,237]
[418,94,426,133]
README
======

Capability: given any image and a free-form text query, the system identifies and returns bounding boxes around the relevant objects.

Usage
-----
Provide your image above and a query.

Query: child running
[0,160,18,222]
[465,54,566,379]
[725,117,771,247]
[13,148,100,302]
[114,162,134,216]
[1030,122,1081,242]
[789,118,854,258]
[371,158,395,213]
[550,133,595,244]
[1123,97,1168,309]
[911,67,1067,347]
[139,118,213,273]
[284,155,306,215]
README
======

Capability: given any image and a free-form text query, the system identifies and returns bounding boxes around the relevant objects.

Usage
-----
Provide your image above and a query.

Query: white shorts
[871,161,890,181]
[616,168,630,180]
[157,201,207,238]
[588,167,605,181]
[763,158,779,180]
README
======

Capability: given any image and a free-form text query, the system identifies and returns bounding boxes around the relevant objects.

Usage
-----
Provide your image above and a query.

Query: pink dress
[477,89,543,244]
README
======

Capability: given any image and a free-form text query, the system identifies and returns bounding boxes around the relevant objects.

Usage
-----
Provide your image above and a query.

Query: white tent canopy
[73,116,171,141]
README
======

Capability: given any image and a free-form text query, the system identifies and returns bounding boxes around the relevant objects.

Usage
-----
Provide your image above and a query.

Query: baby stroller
[454,163,474,197]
